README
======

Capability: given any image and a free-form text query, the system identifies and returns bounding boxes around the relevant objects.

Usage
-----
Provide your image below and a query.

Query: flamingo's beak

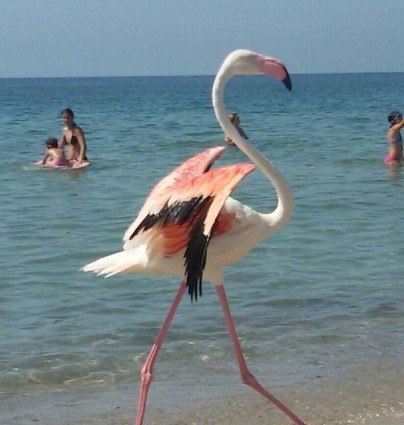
[255,55,292,91]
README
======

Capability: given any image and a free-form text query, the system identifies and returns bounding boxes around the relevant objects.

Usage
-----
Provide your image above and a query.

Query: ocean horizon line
[1,70,403,81]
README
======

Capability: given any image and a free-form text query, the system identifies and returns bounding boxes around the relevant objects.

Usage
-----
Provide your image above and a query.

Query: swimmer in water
[225,113,248,146]
[59,108,89,164]
[384,111,403,166]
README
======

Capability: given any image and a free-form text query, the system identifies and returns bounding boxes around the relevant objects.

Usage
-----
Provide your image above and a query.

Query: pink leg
[215,285,307,425]
[134,281,187,425]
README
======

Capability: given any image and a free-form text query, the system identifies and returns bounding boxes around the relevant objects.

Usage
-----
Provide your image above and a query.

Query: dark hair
[45,137,58,149]
[61,108,74,119]
[387,111,402,125]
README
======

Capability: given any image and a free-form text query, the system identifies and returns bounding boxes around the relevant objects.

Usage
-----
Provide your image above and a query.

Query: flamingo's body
[84,146,287,299]
[83,49,306,425]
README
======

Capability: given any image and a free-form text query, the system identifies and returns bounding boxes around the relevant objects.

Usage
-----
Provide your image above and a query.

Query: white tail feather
[82,248,146,277]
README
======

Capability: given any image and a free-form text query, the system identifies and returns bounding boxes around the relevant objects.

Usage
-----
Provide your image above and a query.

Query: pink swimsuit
[384,153,400,164]
[53,159,68,167]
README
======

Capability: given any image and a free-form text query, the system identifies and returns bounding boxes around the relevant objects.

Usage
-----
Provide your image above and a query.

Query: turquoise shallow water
[0,73,403,423]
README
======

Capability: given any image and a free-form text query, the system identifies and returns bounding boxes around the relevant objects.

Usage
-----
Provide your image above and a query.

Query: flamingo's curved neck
[212,67,293,228]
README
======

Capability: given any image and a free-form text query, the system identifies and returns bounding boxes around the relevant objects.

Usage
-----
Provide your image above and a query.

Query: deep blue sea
[0,72,403,424]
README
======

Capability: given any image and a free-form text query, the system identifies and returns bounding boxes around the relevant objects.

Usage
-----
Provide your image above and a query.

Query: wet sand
[2,368,403,425]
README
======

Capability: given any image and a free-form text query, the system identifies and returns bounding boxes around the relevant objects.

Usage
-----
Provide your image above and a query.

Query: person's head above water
[61,108,75,127]
[387,111,402,125]
[229,112,240,126]
[45,137,58,149]
[61,108,74,119]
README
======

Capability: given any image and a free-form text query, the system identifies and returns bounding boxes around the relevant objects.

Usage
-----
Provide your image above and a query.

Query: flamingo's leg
[215,284,307,425]
[134,281,187,425]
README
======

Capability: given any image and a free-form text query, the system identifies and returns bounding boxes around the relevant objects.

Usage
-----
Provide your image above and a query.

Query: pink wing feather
[123,146,226,242]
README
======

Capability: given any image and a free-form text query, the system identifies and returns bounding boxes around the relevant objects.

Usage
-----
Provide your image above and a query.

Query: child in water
[41,137,69,166]
[384,111,403,166]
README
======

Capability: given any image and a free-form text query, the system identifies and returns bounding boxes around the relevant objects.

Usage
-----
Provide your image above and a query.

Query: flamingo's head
[223,49,292,91]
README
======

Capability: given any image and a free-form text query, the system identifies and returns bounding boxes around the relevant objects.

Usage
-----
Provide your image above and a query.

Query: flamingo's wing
[123,146,225,243]
[125,162,255,300]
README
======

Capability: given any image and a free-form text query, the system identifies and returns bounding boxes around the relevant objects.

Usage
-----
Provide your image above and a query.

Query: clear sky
[1,0,403,78]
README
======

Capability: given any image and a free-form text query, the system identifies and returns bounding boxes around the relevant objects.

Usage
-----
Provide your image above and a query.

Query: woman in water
[59,108,89,164]
[384,111,403,166]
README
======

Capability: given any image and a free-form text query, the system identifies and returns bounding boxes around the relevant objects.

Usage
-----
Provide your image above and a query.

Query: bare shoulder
[48,148,58,158]
[75,124,85,134]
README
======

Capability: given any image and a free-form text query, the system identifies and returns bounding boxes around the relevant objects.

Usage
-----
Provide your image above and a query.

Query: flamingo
[83,49,307,425]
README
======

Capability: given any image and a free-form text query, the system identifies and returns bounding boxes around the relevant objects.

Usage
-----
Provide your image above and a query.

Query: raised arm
[388,119,404,141]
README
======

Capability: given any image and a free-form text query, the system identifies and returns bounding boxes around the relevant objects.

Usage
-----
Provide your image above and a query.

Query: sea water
[0,72,403,424]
